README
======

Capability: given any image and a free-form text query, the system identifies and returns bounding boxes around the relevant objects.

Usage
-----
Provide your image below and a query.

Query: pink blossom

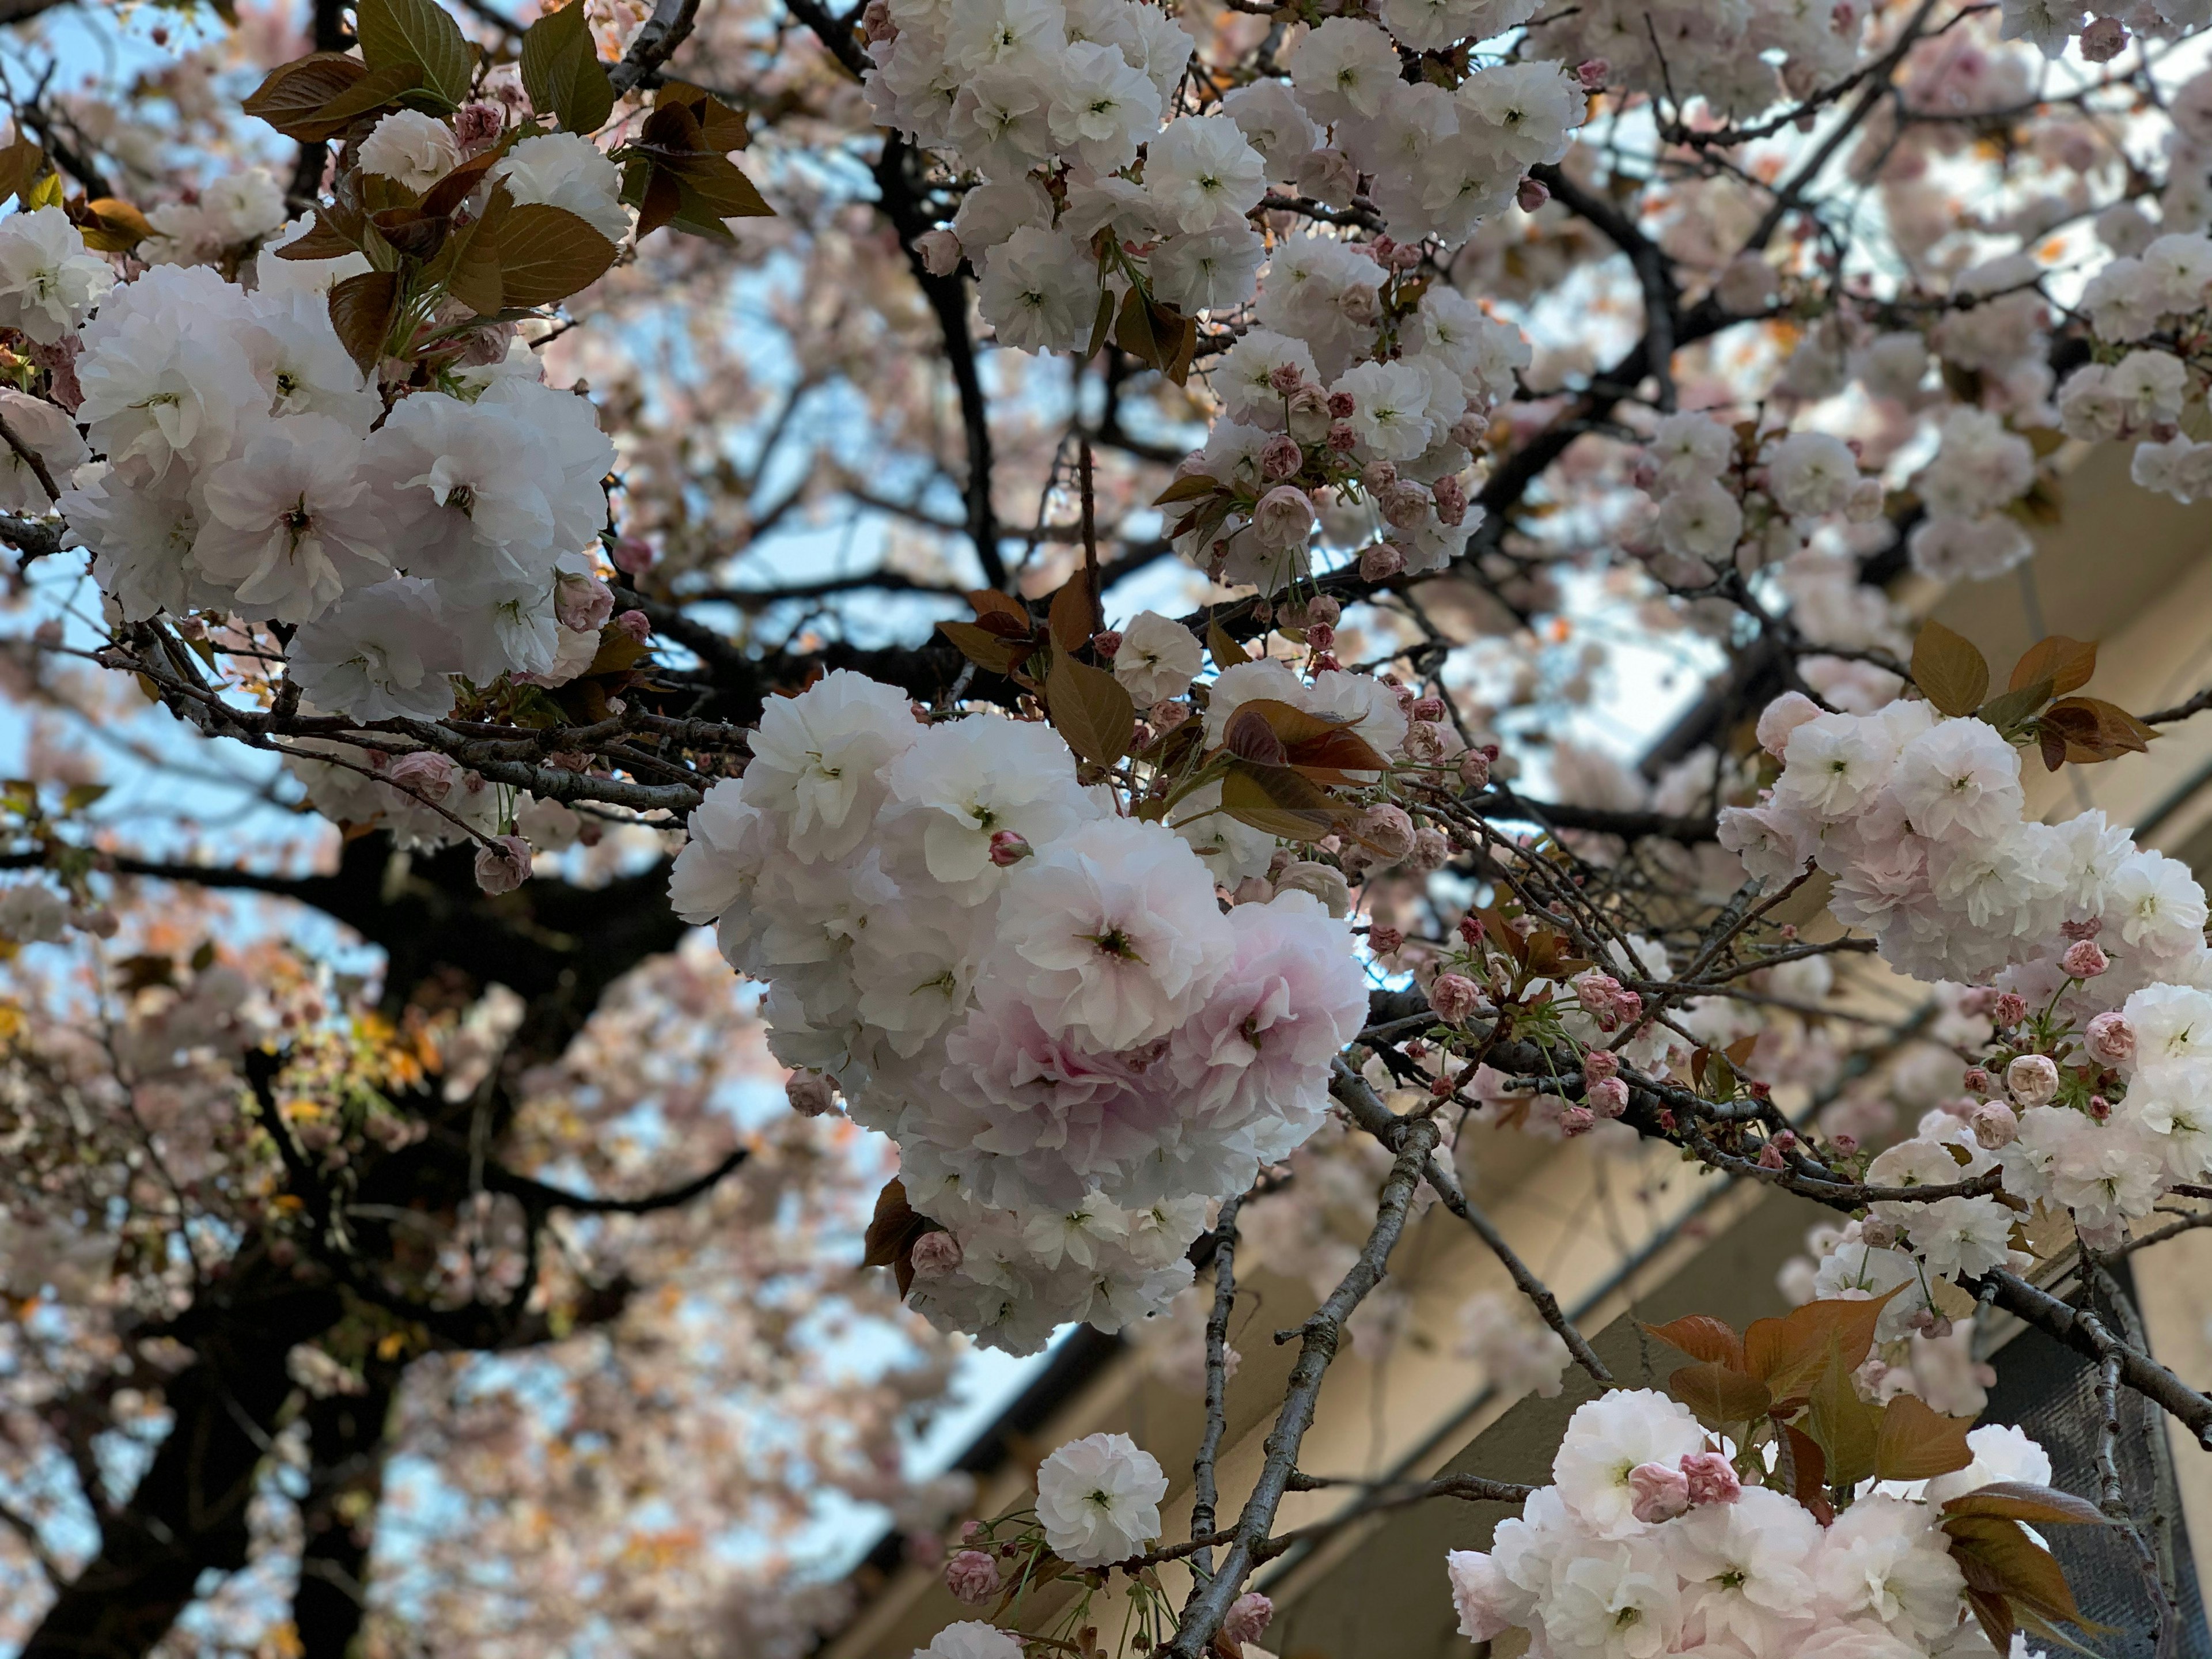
[910,1230,963,1279]
[1994,992,2028,1028]
[1587,1077,1628,1118]
[1357,803,1415,860]
[1575,58,1610,88]
[1260,433,1303,480]
[388,751,454,802]
[2081,16,2126,61]
[786,1073,839,1116]
[2087,1012,2134,1066]
[611,536,656,574]
[1429,972,1480,1022]
[1755,691,1824,758]
[1149,700,1191,732]
[916,229,963,276]
[1267,362,1307,396]
[1584,1048,1620,1083]
[1972,1100,2018,1149]
[555,573,615,632]
[474,834,533,895]
[1679,1450,1740,1506]
[944,1549,1001,1605]
[1368,925,1404,955]
[1560,1104,1595,1136]
[2062,939,2109,979]
[1627,1460,1690,1522]
[1224,1593,1273,1647]
[1305,596,1341,628]
[1459,750,1491,789]
[1516,176,1550,212]
[613,610,651,645]
[1090,630,1122,660]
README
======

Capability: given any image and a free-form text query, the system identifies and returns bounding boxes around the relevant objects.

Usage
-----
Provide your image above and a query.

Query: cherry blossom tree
[5,0,2212,1654]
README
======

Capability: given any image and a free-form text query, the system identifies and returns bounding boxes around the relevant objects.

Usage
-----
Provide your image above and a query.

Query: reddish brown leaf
[1942,1482,2108,1528]
[1641,1314,1747,1372]
[327,270,401,376]
[1911,620,1990,718]
[1874,1392,1977,1481]
[2009,635,2097,696]
[1743,1288,1900,1405]
[1046,652,1135,766]
[1668,1362,1772,1426]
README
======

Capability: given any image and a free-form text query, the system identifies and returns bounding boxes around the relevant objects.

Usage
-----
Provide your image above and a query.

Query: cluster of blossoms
[669,668,1373,1351]
[1639,411,1885,584]
[2061,224,2212,504]
[1535,0,1869,118]
[859,2,1570,595]
[1722,686,2212,1263]
[1446,1388,2056,1659]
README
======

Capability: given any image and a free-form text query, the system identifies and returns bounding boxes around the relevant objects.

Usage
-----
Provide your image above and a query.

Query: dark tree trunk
[293,1366,400,1659]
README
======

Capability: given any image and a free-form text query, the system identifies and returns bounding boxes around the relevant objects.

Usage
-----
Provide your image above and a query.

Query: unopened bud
[1587,1077,1629,1118]
[988,830,1033,867]
[2087,1012,2134,1066]
[1972,1100,2019,1150]
[1458,750,1491,790]
[1993,991,2028,1028]
[1516,176,1550,213]
[2006,1053,2060,1108]
[1224,1594,1274,1647]
[1560,1104,1595,1137]
[910,1229,963,1279]
[1305,596,1340,628]
[786,1071,839,1117]
[613,609,651,645]
[1092,629,1123,659]
[2061,939,2108,979]
[1429,972,1481,1022]
[1358,541,1405,582]
[1575,58,1610,89]
[1368,924,1404,956]
[1412,696,1445,722]
[916,228,963,277]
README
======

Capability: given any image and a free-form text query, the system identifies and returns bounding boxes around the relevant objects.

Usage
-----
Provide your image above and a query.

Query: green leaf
[521,2,615,134]
[1975,677,2052,737]
[1874,1392,1977,1481]
[1045,652,1135,766]
[1804,1340,1882,1490]
[310,60,430,132]
[0,135,47,207]
[1911,620,1991,718]
[1668,1361,1771,1428]
[355,0,473,106]
[495,203,619,308]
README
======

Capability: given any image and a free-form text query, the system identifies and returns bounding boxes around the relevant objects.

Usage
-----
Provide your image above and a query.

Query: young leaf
[240,52,376,142]
[1153,474,1219,507]
[0,134,46,206]
[1668,1361,1772,1427]
[2009,635,2096,696]
[967,589,1030,624]
[310,60,431,132]
[1803,1340,1882,1488]
[1941,1482,2108,1528]
[1743,1287,1900,1404]
[355,0,474,105]
[1222,706,1289,767]
[1113,285,1160,369]
[1942,1514,2090,1630]
[327,270,402,374]
[1207,616,1253,672]
[1974,677,2052,737]
[1046,653,1135,766]
[1641,1313,1747,1372]
[937,620,1021,676]
[520,1,615,134]
[1219,763,1353,841]
[1911,620,1991,718]
[496,204,619,308]
[2045,696,2157,761]
[1047,569,1095,654]
[1784,1422,1830,1519]
[1873,1393,1976,1481]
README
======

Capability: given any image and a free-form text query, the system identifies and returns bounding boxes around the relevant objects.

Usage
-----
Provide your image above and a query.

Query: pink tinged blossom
[2080,16,2126,60]
[2062,939,2109,978]
[1357,803,1415,860]
[944,1550,1002,1605]
[2006,1054,2060,1107]
[1516,176,1550,212]
[1260,434,1303,480]
[1459,750,1491,790]
[1150,700,1190,732]
[555,572,615,632]
[1627,1460,1691,1522]
[1223,1593,1273,1647]
[1679,1450,1740,1506]
[1307,623,1336,651]
[1560,1105,1594,1136]
[1446,1551,1518,1642]
[387,751,454,802]
[1251,485,1317,551]
[1994,992,2028,1028]
[910,1229,964,1280]
[1972,1101,2019,1150]
[612,535,656,573]
[474,834,533,895]
[1575,58,1610,88]
[2088,1011,2135,1066]
[614,609,651,644]
[1429,973,1481,1022]
[1267,362,1307,395]
[1433,474,1468,525]
[1359,541,1404,580]
[1368,925,1404,955]
[1305,596,1340,627]
[1089,630,1122,660]
[988,831,1033,868]
[1587,1077,1628,1119]
[1758,1140,1787,1170]
[786,1072,839,1117]
[1756,691,1824,758]
[1584,1048,1620,1083]
[917,229,963,276]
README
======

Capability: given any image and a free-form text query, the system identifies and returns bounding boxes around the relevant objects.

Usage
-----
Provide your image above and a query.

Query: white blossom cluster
[2052,225,2212,506]
[1446,1387,2055,1658]
[1722,691,2212,1260]
[1535,0,1868,120]
[668,669,1372,1352]
[1640,411,1885,584]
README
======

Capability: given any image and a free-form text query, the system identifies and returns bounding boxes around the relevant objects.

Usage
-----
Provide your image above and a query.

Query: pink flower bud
[612,536,656,574]
[1092,629,1123,659]
[786,1072,838,1116]
[1359,541,1405,581]
[1368,924,1404,956]
[555,572,615,632]
[1361,461,1400,493]
[1224,1593,1274,1647]
[454,101,504,147]
[1612,989,1643,1025]
[2087,1011,2134,1066]
[388,751,454,802]
[2062,939,2109,979]
[1310,651,1342,673]
[1582,1048,1619,1083]
[944,1549,1001,1605]
[1454,913,1483,947]
[1326,421,1359,453]
[1328,391,1357,419]
[916,228,963,277]
[2063,917,2103,942]
[1458,749,1491,790]
[1560,1104,1595,1137]
[2089,1093,2112,1122]
[1993,992,2028,1028]
[614,609,651,644]
[1150,700,1191,733]
[1407,826,1450,873]
[1357,802,1416,859]
[988,831,1033,867]
[1587,1077,1629,1119]
[1407,696,1444,724]
[1859,1218,1898,1249]
[1306,623,1336,653]
[1679,1451,1740,1506]
[910,1229,963,1279]
[1575,58,1610,88]
[1755,691,1824,759]
[1757,1140,1786,1170]
[1260,433,1304,481]
[2006,1053,2061,1108]
[1429,972,1481,1022]
[2080,15,2126,61]
[1963,1067,1992,1094]
[1516,176,1550,213]
[1267,362,1308,395]
[1574,971,1622,1020]
[473,834,533,896]
[1305,596,1340,628]
[1627,1461,1691,1524]
[1972,1100,2018,1150]
[1433,473,1468,525]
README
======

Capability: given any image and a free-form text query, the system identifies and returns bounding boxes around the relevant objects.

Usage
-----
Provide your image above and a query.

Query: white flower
[192,412,389,622]
[0,207,112,344]
[1218,79,1319,173]
[0,389,86,513]
[943,0,1066,74]
[884,716,1101,896]
[1777,710,1905,820]
[255,215,374,297]
[358,111,464,192]
[1456,60,1585,169]
[1333,361,1438,463]
[1922,1424,2053,1506]
[2123,983,2212,1080]
[1812,1494,1966,1641]
[1902,1195,2015,1281]
[740,668,922,861]
[1446,1548,1527,1642]
[1654,478,1743,565]
[1146,115,1267,235]
[1150,224,1264,313]
[1550,1388,1705,1537]
[1647,412,1733,491]
[1034,1431,1168,1566]
[950,65,1056,176]
[1671,1486,1820,1652]
[286,577,462,720]
[1113,611,1203,704]
[2106,851,2209,955]
[1889,719,2024,843]
[913,1623,1025,1659]
[1289,18,1402,124]
[0,881,69,944]
[976,226,1103,355]
[1540,1539,1681,1659]
[995,816,1233,1051]
[1382,0,1537,52]
[1214,329,1318,429]
[1767,430,1861,517]
[1046,39,1161,173]
[490,133,629,243]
